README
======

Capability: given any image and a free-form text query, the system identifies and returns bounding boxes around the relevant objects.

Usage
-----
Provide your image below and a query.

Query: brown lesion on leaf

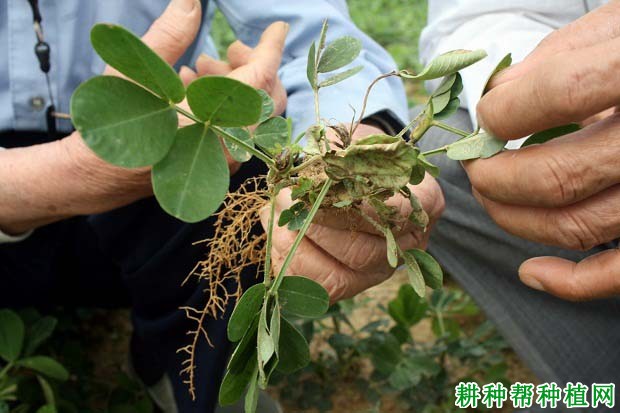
[177,176,269,401]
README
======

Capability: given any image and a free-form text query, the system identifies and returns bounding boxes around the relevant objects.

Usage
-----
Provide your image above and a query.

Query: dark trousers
[0,131,266,413]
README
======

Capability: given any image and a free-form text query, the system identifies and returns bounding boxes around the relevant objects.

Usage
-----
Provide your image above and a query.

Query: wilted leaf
[187,76,262,127]
[522,123,580,147]
[228,284,266,342]
[319,65,364,87]
[220,127,254,163]
[400,49,487,81]
[401,187,429,229]
[276,318,310,374]
[482,53,512,95]
[291,177,314,200]
[270,298,281,356]
[257,89,275,123]
[401,250,426,297]
[17,356,69,381]
[324,135,417,195]
[257,304,275,384]
[409,249,443,289]
[279,276,330,318]
[90,24,184,103]
[317,36,362,73]
[71,76,177,168]
[446,131,505,160]
[0,309,24,362]
[385,229,398,268]
[152,125,229,223]
[253,117,289,155]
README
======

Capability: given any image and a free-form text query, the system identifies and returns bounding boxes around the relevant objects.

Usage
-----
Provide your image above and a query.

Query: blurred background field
[0,2,534,413]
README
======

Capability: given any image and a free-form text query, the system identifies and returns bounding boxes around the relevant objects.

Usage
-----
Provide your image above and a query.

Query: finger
[305,223,418,274]
[195,54,232,76]
[472,184,620,251]
[227,40,253,68]
[489,1,620,89]
[478,36,620,140]
[465,115,620,207]
[519,249,620,301]
[179,65,197,86]
[269,212,390,302]
[246,22,288,84]
[140,0,201,65]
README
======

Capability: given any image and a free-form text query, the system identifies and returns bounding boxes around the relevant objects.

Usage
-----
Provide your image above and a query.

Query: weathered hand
[465,2,620,301]
[260,124,445,302]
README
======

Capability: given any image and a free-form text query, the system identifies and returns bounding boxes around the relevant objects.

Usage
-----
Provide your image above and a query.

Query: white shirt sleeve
[0,147,33,244]
[420,0,595,146]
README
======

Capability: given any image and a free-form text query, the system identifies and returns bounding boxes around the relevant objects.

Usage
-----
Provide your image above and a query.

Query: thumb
[141,0,202,65]
[519,250,620,301]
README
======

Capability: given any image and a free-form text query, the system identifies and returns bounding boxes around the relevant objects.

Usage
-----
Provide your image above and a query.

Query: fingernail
[519,273,545,292]
[171,0,197,13]
[278,21,290,36]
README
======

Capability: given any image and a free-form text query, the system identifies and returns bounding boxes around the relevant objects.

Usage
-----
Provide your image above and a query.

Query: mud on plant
[70,21,511,412]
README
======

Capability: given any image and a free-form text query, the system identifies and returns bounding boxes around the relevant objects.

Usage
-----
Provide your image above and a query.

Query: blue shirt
[1,0,408,137]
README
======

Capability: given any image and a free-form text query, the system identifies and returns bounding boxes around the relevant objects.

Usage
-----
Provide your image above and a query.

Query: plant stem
[350,71,398,137]
[211,125,275,167]
[263,192,277,288]
[420,146,448,157]
[269,178,333,293]
[289,154,322,174]
[0,362,13,380]
[174,105,203,124]
[431,120,469,137]
[395,109,424,140]
[174,105,275,167]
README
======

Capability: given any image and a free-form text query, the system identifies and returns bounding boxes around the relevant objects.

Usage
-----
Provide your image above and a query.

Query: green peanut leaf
[220,127,254,163]
[307,42,317,89]
[409,249,443,289]
[434,97,460,120]
[317,36,362,73]
[385,229,398,268]
[220,347,257,406]
[257,89,275,123]
[187,76,262,127]
[418,154,440,178]
[388,284,428,328]
[16,356,69,381]
[279,276,330,318]
[401,250,426,297]
[446,131,505,160]
[522,123,580,147]
[450,72,464,97]
[36,406,56,413]
[401,49,487,81]
[0,309,24,362]
[431,90,452,115]
[319,65,364,88]
[152,124,229,223]
[270,299,281,356]
[253,117,290,155]
[71,76,177,168]
[257,303,275,386]
[276,318,310,374]
[37,375,55,407]
[24,316,57,356]
[483,53,512,95]
[90,24,185,103]
[228,283,266,342]
[244,367,260,413]
[277,202,309,231]
[432,74,457,97]
[228,319,259,374]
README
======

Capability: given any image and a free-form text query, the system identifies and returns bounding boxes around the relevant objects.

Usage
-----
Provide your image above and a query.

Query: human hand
[261,124,445,302]
[464,2,620,301]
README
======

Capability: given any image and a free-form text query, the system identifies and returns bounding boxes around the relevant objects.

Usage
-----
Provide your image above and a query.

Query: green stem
[174,105,203,124]
[174,105,275,167]
[289,154,322,174]
[420,146,448,157]
[269,178,333,293]
[263,191,277,288]
[431,120,469,137]
[395,110,424,140]
[211,125,275,167]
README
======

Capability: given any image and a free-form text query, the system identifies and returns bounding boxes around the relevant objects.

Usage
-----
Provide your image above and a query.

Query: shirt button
[29,96,46,111]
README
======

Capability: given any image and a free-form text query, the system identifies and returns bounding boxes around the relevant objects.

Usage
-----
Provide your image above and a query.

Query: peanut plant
[70,21,510,412]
